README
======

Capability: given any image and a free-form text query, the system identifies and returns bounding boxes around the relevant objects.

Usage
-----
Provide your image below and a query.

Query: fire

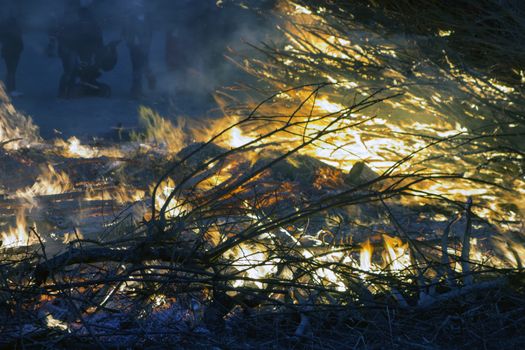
[132,106,186,154]
[3,164,70,247]
[15,164,73,206]
[228,126,255,148]
[59,137,98,158]
[382,234,410,272]
[85,185,145,205]
[45,314,68,331]
[199,162,237,190]
[229,244,278,289]
[1,208,30,248]
[151,178,189,219]
[493,236,525,269]
[0,4,523,336]
[315,266,347,292]
[0,86,41,150]
[360,239,373,272]
[315,97,345,114]
[314,251,353,292]
[229,0,525,226]
[54,137,124,158]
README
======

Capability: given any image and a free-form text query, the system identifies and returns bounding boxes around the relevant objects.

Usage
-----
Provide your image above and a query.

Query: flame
[230,244,278,289]
[230,1,525,226]
[382,234,410,272]
[151,178,189,219]
[360,239,373,272]
[55,137,124,159]
[315,97,345,114]
[228,127,255,148]
[314,251,352,292]
[1,208,30,248]
[85,185,145,205]
[132,106,186,154]
[15,165,73,206]
[0,86,40,149]
[57,137,94,158]
[493,236,525,269]
[0,3,522,315]
[45,314,68,331]
[63,228,84,244]
[62,137,98,158]
[315,267,347,292]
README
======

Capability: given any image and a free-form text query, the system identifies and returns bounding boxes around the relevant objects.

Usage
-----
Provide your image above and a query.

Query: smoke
[146,0,280,116]
[3,0,279,119]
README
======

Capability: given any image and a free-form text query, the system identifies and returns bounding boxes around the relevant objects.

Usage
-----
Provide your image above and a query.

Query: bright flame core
[360,239,373,272]
[1,208,30,248]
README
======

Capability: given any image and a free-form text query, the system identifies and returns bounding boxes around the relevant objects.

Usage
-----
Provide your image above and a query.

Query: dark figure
[0,16,23,95]
[54,3,108,98]
[51,4,82,98]
[72,6,111,97]
[74,7,103,65]
[123,4,156,99]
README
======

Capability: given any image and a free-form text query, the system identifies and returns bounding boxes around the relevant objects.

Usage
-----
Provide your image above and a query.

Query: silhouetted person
[74,6,103,66]
[51,2,81,98]
[54,2,104,98]
[122,2,156,99]
[0,16,23,96]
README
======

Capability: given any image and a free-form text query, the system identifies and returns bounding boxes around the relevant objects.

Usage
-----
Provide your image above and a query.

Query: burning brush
[1,1,525,348]
[0,81,523,348]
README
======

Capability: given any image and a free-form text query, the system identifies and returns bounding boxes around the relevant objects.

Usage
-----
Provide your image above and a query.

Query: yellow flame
[382,234,410,272]
[493,236,525,268]
[15,165,72,206]
[0,86,40,149]
[228,127,255,148]
[1,208,30,248]
[85,185,145,205]
[151,178,189,218]
[132,106,186,154]
[360,239,373,272]
[55,137,124,158]
[230,244,278,289]
[45,314,68,331]
[314,251,352,291]
[316,97,345,114]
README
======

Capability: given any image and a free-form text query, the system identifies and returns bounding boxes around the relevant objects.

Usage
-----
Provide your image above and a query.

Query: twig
[461,197,474,286]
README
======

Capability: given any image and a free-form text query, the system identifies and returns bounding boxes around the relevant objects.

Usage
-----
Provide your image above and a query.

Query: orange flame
[360,239,373,272]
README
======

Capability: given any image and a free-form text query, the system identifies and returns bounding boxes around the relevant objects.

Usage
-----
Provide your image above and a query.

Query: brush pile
[1,1,525,348]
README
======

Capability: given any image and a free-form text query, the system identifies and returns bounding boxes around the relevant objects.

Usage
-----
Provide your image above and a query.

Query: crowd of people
[0,0,279,101]
[0,0,155,99]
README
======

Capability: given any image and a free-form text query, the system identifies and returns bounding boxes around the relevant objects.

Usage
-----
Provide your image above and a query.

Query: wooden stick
[461,198,473,285]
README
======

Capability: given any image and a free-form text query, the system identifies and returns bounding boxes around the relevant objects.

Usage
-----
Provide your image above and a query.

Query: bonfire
[0,1,524,349]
